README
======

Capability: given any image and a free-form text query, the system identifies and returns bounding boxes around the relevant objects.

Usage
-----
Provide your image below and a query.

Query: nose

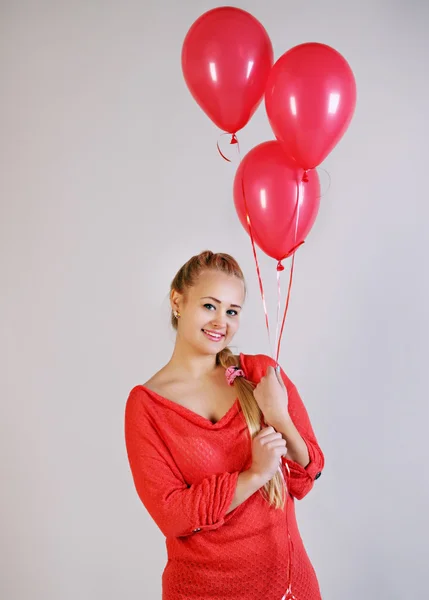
[211,317,225,329]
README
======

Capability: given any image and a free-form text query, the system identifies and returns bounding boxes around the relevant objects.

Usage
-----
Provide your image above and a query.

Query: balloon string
[274,269,281,362]
[278,181,301,600]
[236,141,274,358]
[217,132,240,162]
[275,181,301,363]
[275,253,296,363]
[240,173,273,353]
[302,166,331,198]
[276,182,302,600]
[318,167,332,197]
[280,461,298,600]
[237,156,299,600]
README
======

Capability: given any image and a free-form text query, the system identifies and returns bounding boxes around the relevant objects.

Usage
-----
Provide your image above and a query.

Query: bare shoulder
[142,368,172,396]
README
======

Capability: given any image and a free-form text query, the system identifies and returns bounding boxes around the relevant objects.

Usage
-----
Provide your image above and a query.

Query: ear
[170,289,182,313]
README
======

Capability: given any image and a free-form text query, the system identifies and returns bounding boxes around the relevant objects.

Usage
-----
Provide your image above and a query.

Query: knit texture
[125,353,324,600]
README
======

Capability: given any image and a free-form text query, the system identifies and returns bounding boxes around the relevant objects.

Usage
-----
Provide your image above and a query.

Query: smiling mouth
[202,329,225,341]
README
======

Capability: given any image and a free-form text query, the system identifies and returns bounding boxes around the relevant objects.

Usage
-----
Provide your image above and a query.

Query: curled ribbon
[217,133,240,162]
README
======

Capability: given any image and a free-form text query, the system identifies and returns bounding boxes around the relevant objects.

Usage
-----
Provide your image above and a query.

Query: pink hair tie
[225,365,245,386]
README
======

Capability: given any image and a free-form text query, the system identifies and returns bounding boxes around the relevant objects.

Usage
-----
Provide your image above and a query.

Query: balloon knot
[230,133,238,145]
[277,261,285,272]
[302,170,309,183]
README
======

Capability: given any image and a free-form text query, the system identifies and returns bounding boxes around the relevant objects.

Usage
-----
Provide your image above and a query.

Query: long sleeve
[280,380,325,500]
[124,388,241,538]
[274,364,325,500]
[241,354,325,501]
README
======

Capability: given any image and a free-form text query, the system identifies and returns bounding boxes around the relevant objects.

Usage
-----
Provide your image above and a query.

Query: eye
[203,304,239,317]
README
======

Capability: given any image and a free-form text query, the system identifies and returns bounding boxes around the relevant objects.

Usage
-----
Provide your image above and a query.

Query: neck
[167,339,220,380]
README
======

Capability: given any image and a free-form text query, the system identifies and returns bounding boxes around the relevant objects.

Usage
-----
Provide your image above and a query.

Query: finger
[257,426,276,438]
[266,365,276,377]
[260,432,283,444]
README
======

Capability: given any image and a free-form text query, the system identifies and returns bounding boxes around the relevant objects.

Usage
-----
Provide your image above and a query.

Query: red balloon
[233,141,320,261]
[182,7,273,134]
[265,43,357,170]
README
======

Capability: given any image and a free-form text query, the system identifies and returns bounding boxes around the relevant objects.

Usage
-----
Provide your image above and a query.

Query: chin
[197,337,229,356]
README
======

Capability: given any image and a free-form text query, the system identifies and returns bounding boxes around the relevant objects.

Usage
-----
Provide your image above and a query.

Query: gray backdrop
[1,0,428,598]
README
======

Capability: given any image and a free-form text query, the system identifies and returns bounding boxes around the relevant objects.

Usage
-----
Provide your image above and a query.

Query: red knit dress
[124,353,325,600]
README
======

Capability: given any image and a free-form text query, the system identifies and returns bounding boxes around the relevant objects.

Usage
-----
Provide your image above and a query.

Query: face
[171,270,245,356]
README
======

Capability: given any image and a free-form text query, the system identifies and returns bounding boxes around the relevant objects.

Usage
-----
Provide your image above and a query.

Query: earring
[173,310,181,319]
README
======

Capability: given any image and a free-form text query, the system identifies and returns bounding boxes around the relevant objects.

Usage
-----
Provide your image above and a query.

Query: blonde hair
[170,250,286,510]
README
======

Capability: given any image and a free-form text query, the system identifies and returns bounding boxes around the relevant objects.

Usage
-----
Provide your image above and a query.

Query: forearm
[226,470,265,514]
[272,416,310,468]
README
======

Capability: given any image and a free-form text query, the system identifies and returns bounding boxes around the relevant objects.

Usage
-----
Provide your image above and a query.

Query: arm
[277,378,325,500]
[125,389,250,538]
[226,470,265,514]
[274,411,310,468]
[240,353,324,501]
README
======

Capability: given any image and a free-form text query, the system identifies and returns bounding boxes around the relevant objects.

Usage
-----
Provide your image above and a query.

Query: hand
[248,426,287,482]
[253,365,290,428]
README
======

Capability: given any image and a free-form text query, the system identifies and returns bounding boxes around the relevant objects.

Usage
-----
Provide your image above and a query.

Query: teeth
[204,330,221,338]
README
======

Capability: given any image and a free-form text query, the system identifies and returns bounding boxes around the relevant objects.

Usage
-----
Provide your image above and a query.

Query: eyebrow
[201,296,242,309]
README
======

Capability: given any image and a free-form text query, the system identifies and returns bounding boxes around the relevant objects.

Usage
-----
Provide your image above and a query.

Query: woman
[125,250,325,600]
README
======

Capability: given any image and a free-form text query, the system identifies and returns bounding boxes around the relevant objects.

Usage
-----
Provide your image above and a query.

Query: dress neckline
[138,353,245,428]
